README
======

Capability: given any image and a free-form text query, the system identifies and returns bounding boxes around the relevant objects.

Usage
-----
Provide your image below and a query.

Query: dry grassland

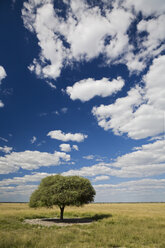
[0,203,165,248]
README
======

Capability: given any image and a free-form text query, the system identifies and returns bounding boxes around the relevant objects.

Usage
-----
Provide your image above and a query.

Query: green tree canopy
[29,175,96,220]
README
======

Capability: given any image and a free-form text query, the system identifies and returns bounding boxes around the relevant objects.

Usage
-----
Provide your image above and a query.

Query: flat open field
[0,203,165,248]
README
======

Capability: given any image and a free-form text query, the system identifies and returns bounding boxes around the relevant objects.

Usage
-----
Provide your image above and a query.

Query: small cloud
[0,100,4,108]
[47,130,88,142]
[59,144,71,152]
[52,109,68,115]
[2,88,13,96]
[0,66,7,84]
[96,155,108,162]
[83,155,95,160]
[0,146,13,153]
[46,81,56,90]
[59,144,79,152]
[72,145,79,151]
[61,89,65,94]
[0,137,8,142]
[61,107,68,114]
[52,110,59,115]
[31,136,37,144]
[37,140,46,147]
[96,158,103,162]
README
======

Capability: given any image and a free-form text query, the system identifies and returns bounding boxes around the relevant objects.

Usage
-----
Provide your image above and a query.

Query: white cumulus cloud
[0,150,70,174]
[22,0,165,80]
[22,0,136,80]
[59,143,71,152]
[59,143,79,152]
[94,178,165,202]
[0,172,56,201]
[0,184,38,202]
[63,139,165,178]
[0,172,52,187]
[1,175,165,202]
[137,14,165,61]
[92,55,165,140]
[66,77,124,102]
[47,130,88,142]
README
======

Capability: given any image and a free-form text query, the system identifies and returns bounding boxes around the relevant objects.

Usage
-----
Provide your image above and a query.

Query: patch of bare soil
[24,218,94,227]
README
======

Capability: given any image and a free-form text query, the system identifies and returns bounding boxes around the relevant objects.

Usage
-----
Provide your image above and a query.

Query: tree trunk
[60,206,64,221]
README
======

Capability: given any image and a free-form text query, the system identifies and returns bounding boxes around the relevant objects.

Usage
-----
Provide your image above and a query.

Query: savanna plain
[0,202,165,248]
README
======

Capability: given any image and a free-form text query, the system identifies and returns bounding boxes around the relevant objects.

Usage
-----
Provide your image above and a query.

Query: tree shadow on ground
[24,214,112,226]
[43,218,93,224]
[43,213,112,224]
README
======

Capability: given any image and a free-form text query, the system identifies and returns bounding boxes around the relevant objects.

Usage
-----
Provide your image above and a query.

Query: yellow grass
[0,203,165,248]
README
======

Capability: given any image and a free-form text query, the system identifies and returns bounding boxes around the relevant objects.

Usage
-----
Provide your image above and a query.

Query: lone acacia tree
[29,175,96,220]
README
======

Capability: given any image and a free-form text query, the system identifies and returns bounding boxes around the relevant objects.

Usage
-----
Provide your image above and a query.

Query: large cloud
[62,138,165,202]
[66,77,124,102]
[0,150,70,174]
[47,130,88,142]
[0,172,51,186]
[0,172,54,201]
[22,0,136,80]
[1,171,164,202]
[0,184,38,202]
[94,178,165,202]
[22,0,165,80]
[0,172,52,186]
[1,176,165,202]
[92,55,165,139]
[63,139,165,178]
[0,138,165,201]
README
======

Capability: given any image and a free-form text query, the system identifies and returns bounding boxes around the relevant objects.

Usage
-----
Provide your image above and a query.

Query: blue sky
[0,0,165,202]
